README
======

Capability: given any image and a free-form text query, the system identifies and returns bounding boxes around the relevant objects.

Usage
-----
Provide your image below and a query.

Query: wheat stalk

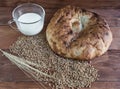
[0,49,55,79]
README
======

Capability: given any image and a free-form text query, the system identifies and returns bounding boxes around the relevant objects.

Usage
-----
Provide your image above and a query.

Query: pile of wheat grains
[10,33,98,89]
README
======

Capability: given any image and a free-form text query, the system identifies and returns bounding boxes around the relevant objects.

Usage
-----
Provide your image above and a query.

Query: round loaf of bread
[46,5,112,60]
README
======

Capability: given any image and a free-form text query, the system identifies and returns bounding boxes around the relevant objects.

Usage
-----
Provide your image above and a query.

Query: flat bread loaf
[46,5,112,60]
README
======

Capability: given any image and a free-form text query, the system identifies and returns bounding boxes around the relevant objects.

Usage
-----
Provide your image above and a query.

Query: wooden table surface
[0,0,120,89]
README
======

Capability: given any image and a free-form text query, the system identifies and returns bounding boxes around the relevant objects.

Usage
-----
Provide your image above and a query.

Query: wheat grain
[8,33,98,89]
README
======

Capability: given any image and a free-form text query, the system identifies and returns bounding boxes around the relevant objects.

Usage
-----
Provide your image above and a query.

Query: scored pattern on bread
[46,5,113,60]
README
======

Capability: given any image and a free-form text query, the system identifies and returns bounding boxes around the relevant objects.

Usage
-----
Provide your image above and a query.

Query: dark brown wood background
[0,0,120,89]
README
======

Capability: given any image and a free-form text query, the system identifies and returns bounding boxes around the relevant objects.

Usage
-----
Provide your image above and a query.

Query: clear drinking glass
[8,3,45,36]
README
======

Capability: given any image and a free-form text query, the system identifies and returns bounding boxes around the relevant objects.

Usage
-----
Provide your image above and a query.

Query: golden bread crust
[46,5,112,60]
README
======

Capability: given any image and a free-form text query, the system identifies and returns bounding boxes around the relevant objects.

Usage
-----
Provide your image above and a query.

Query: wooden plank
[0,81,120,89]
[0,52,32,82]
[0,26,21,49]
[92,50,120,82]
[0,7,119,27]
[0,26,120,50]
[0,0,120,9]
[0,50,120,82]
[110,38,120,50]
[0,82,50,89]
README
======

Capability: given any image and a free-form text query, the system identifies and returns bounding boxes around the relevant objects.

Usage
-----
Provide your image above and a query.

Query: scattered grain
[10,33,98,89]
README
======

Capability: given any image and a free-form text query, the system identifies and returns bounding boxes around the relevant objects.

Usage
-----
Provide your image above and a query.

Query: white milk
[17,13,43,35]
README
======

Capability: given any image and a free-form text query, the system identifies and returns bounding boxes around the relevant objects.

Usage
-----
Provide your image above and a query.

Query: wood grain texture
[0,82,120,89]
[0,26,21,49]
[0,0,120,89]
[0,26,119,50]
[0,7,120,27]
[0,0,120,9]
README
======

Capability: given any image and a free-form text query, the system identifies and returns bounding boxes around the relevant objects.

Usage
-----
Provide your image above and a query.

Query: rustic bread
[46,5,112,60]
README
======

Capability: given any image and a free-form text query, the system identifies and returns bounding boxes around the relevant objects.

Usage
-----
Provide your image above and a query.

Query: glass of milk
[8,3,45,36]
